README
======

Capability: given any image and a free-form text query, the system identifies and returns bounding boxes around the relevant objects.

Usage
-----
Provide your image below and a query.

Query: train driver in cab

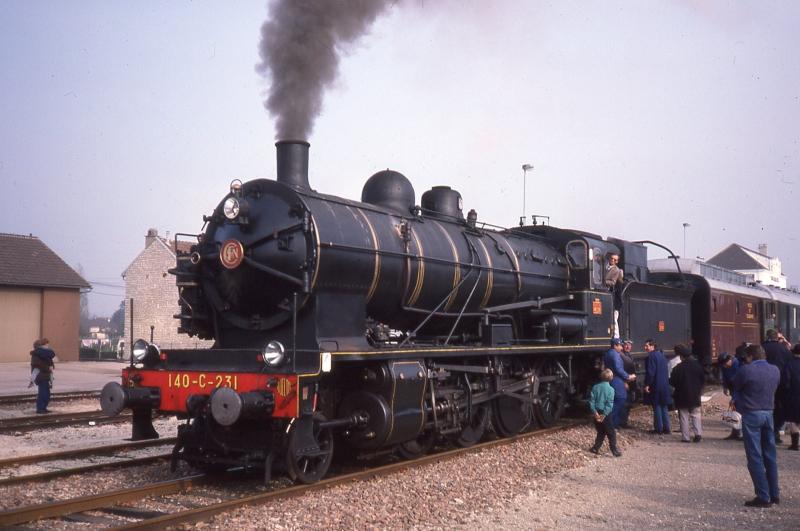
[605,254,624,339]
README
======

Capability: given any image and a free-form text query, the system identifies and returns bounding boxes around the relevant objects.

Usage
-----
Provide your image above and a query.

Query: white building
[705,243,787,289]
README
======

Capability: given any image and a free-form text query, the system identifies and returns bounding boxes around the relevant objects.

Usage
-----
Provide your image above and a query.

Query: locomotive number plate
[167,372,239,390]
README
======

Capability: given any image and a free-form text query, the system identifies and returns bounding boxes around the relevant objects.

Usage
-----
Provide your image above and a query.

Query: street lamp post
[682,222,690,258]
[520,163,533,226]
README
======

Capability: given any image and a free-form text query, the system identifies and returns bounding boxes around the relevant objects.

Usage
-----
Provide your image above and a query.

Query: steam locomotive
[101,141,694,483]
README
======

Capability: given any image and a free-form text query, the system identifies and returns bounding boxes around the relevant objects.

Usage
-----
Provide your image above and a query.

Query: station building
[0,233,90,362]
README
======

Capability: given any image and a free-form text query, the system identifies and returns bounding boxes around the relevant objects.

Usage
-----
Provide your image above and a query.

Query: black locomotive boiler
[101,140,694,483]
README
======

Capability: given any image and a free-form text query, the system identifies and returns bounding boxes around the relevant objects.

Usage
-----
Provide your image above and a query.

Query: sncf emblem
[276,377,292,397]
[220,239,244,269]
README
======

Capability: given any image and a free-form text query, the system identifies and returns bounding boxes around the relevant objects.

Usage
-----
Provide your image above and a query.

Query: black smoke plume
[256,0,393,140]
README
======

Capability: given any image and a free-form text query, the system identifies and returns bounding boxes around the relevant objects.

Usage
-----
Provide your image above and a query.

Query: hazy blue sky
[1,1,799,317]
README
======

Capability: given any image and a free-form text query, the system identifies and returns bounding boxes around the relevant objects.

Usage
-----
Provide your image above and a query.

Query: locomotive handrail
[633,240,687,285]
[317,241,559,280]
[483,294,574,314]
[246,222,304,249]
[399,252,481,347]
[242,256,304,287]
[444,235,485,345]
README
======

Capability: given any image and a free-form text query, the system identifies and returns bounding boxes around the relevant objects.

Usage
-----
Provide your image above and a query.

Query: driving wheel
[285,413,334,484]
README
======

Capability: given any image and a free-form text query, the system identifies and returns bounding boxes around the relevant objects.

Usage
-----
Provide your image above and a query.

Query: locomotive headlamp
[132,338,161,367]
[262,340,286,367]
[223,197,240,220]
[132,339,149,362]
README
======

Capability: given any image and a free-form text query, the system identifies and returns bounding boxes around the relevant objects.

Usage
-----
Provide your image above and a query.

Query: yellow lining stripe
[500,235,522,300]
[310,215,321,292]
[434,221,460,311]
[332,344,602,356]
[475,237,493,308]
[357,208,381,303]
[407,229,425,306]
[386,361,426,441]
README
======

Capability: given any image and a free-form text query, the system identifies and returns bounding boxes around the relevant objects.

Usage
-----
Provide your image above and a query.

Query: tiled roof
[0,233,90,289]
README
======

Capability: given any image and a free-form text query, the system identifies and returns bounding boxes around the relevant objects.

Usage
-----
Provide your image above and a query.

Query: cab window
[566,241,587,269]
[591,247,603,288]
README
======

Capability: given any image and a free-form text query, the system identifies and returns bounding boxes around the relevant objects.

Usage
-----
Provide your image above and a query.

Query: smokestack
[276,140,310,190]
[758,243,768,256]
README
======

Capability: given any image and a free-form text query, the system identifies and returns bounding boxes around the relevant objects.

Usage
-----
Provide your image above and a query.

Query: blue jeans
[611,396,626,429]
[741,410,779,502]
[653,404,671,433]
[36,380,51,412]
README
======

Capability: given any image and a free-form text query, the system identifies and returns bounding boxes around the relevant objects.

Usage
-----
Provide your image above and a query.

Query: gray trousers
[678,407,702,440]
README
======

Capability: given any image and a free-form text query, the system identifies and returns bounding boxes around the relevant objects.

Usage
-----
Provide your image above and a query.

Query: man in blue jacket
[30,338,56,414]
[732,343,781,507]
[763,329,791,443]
[643,339,671,434]
[604,338,636,429]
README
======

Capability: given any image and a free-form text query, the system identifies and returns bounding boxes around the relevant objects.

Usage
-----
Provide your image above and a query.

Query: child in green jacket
[589,369,621,456]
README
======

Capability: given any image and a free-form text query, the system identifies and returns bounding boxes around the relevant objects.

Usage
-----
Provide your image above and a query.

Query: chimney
[758,243,768,256]
[145,228,158,248]
[276,140,310,190]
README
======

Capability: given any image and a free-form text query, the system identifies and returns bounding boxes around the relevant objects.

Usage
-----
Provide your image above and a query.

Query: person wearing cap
[669,344,704,443]
[718,352,743,440]
[732,343,780,507]
[782,344,800,451]
[604,338,636,429]
[618,339,637,428]
[30,338,56,414]
[643,339,671,434]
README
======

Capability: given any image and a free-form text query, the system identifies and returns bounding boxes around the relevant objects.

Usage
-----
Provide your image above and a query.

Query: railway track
[0,453,173,487]
[0,437,177,467]
[0,437,178,487]
[0,390,100,406]
[0,410,132,434]
[0,420,582,528]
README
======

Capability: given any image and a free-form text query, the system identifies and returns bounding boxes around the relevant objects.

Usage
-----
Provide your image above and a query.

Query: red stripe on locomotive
[121,368,299,418]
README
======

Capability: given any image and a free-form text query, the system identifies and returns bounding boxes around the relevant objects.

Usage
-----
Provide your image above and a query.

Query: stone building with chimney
[0,233,90,362]
[121,229,212,353]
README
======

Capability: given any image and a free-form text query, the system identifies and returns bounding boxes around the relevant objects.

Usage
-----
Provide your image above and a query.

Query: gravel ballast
[0,387,797,529]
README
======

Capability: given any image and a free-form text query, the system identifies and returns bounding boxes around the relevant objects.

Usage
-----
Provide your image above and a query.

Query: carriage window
[735,301,740,315]
[794,308,797,329]
[566,241,588,269]
[712,297,717,312]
